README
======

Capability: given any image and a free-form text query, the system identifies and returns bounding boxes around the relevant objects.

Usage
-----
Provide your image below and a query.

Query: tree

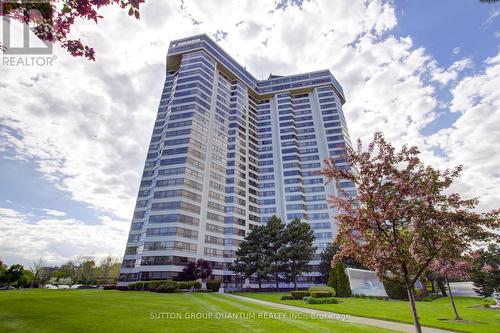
[469,243,500,297]
[97,256,121,284]
[30,257,48,288]
[319,243,365,283]
[320,132,499,333]
[283,218,316,290]
[262,216,287,291]
[196,259,213,280]
[180,262,197,281]
[1,264,25,287]
[180,259,213,281]
[431,257,471,321]
[0,0,144,60]
[328,261,352,297]
[75,256,96,284]
[231,225,270,289]
[319,243,339,283]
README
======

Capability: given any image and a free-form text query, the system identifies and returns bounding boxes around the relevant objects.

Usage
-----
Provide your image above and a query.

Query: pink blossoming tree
[431,257,471,320]
[320,132,499,333]
[0,0,144,60]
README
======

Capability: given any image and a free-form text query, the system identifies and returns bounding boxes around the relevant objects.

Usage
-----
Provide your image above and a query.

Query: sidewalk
[225,293,458,333]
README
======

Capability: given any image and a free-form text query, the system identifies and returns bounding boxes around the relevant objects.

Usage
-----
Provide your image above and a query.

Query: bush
[304,296,339,304]
[382,279,408,300]
[127,282,146,291]
[206,279,221,292]
[103,285,116,290]
[145,280,166,291]
[327,262,352,297]
[482,298,496,308]
[310,291,334,298]
[308,285,336,293]
[280,295,295,300]
[177,281,201,290]
[308,286,335,298]
[156,281,178,293]
[290,291,310,299]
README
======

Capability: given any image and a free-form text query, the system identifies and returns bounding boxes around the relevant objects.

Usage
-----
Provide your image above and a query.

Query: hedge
[156,281,178,293]
[310,291,334,298]
[207,279,221,292]
[127,280,201,293]
[290,291,310,299]
[177,281,202,290]
[304,296,339,304]
[308,286,335,298]
[280,295,295,300]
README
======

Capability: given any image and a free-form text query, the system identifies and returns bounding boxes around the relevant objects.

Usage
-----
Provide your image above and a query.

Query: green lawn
[0,289,396,333]
[234,292,500,333]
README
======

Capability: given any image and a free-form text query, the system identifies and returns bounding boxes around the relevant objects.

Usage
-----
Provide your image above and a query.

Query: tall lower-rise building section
[118,34,355,287]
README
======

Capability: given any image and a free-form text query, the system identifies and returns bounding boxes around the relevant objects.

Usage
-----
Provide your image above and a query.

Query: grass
[0,289,396,333]
[234,292,500,333]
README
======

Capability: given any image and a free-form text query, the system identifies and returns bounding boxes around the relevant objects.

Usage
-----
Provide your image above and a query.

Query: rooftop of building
[166,34,345,104]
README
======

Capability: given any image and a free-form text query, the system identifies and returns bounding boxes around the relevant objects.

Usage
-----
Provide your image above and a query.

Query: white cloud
[0,207,128,266]
[42,209,67,217]
[431,58,473,85]
[483,7,500,27]
[453,46,461,55]
[429,52,500,212]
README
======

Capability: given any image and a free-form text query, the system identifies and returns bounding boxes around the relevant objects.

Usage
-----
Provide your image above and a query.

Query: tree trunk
[406,284,422,333]
[294,275,297,290]
[275,270,279,291]
[257,277,261,290]
[445,275,461,321]
[437,278,447,296]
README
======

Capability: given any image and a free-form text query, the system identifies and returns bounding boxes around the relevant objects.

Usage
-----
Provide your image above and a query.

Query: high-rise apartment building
[118,34,355,288]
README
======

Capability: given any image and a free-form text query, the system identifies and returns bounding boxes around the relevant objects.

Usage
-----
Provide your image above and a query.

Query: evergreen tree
[262,216,287,291]
[231,225,270,289]
[319,243,339,283]
[283,219,316,290]
[328,261,352,297]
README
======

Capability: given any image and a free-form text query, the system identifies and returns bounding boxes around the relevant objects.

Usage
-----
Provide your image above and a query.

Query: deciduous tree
[320,132,499,333]
[0,0,144,60]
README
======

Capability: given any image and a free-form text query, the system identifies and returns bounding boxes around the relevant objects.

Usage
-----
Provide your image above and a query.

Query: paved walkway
[225,293,458,333]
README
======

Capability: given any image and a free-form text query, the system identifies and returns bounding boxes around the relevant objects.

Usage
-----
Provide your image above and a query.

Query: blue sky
[0,0,499,266]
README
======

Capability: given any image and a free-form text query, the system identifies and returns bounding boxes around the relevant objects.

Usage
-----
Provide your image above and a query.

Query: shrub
[308,285,336,294]
[127,282,146,291]
[482,298,496,308]
[280,295,295,300]
[103,285,116,290]
[206,279,221,292]
[145,280,165,291]
[310,291,334,298]
[177,280,202,290]
[414,288,426,300]
[382,279,408,300]
[304,296,339,304]
[327,262,352,297]
[156,281,178,293]
[290,291,310,299]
